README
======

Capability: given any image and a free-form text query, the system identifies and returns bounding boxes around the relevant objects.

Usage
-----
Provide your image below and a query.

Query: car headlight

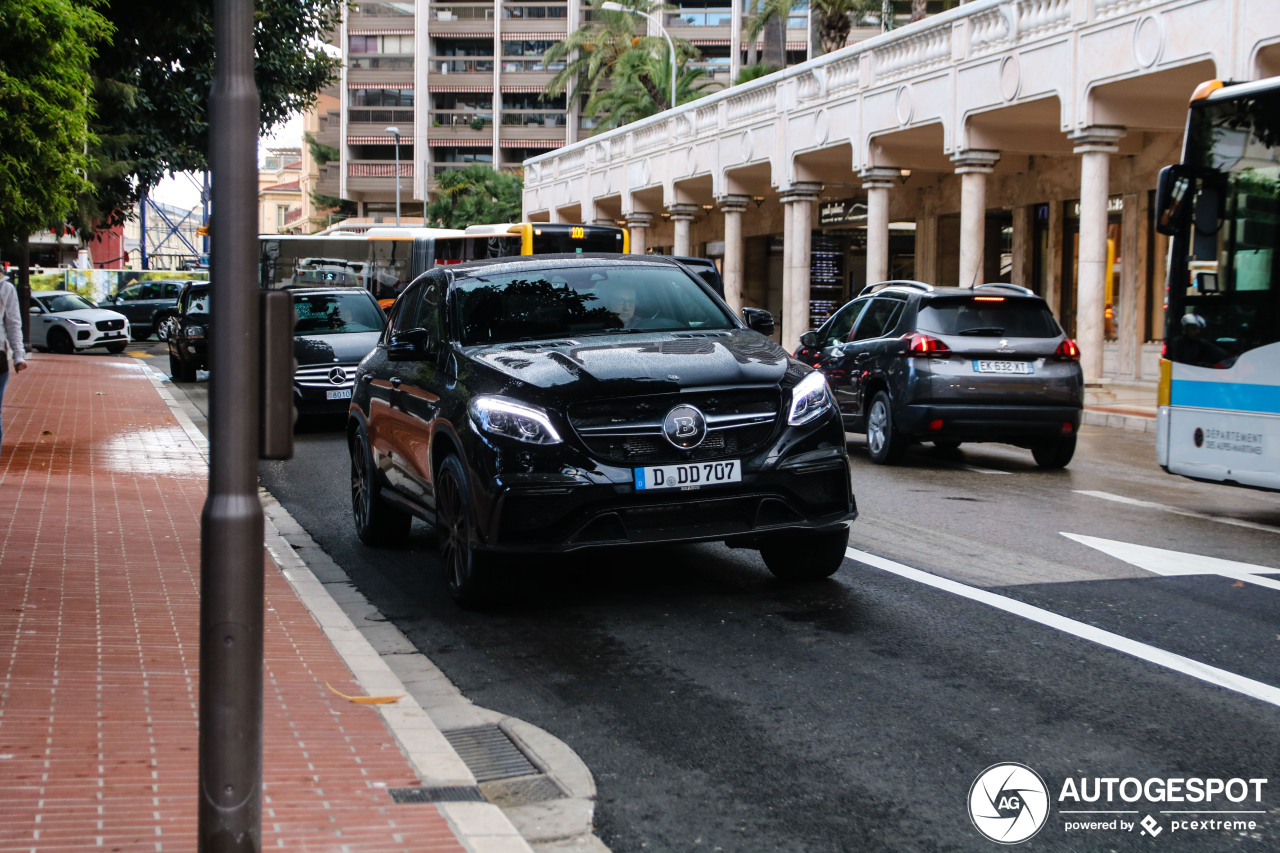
[185,325,205,339]
[65,318,91,326]
[787,370,833,426]
[470,397,562,445]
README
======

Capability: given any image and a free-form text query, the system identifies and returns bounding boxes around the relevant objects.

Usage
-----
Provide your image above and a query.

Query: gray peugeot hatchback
[798,281,1083,467]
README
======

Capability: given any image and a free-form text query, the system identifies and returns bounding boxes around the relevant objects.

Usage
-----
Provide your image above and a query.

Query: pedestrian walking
[0,270,29,447]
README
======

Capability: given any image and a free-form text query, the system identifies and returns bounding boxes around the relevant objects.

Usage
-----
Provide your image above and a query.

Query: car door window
[383,282,423,344]
[824,300,868,346]
[118,284,141,302]
[850,297,906,342]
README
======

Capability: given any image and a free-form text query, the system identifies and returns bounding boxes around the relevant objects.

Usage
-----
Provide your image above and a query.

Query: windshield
[1175,90,1280,360]
[917,297,1061,338]
[37,293,97,313]
[451,264,733,345]
[292,291,385,335]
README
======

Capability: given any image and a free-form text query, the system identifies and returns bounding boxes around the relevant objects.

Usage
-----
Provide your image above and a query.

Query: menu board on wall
[809,232,845,329]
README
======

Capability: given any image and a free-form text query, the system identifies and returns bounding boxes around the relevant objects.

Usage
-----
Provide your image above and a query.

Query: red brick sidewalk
[0,355,469,851]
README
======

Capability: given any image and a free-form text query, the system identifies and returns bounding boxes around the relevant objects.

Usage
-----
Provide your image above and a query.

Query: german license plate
[635,459,741,491]
[974,360,1032,374]
[326,389,353,400]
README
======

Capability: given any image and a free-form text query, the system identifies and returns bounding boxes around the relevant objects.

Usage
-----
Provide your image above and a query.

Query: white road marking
[845,546,1280,709]
[1075,490,1280,535]
[1061,533,1280,593]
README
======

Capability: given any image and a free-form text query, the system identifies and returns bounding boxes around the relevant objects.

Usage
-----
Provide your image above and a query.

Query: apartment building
[313,0,938,221]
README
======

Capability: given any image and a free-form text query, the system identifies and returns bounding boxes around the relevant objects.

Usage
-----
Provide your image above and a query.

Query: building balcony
[346,160,414,194]
[347,118,416,141]
[347,66,414,87]
[499,111,568,130]
[426,123,494,143]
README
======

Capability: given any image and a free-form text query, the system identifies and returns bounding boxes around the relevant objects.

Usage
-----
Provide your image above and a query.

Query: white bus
[1154,76,1280,490]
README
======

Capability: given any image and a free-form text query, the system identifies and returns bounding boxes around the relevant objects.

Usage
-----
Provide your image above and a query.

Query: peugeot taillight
[1053,338,1081,361]
[902,332,952,357]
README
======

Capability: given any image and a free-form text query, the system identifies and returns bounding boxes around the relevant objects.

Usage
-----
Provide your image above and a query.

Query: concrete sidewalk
[1083,378,1158,433]
[0,354,539,852]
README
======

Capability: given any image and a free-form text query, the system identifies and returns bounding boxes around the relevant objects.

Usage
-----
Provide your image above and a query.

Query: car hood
[49,308,127,325]
[295,330,382,366]
[466,329,798,396]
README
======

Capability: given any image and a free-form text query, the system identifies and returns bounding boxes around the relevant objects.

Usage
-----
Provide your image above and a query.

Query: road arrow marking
[1061,533,1280,592]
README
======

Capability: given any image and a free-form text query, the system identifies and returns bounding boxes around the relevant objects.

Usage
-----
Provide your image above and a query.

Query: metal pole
[200,0,263,850]
[385,126,401,226]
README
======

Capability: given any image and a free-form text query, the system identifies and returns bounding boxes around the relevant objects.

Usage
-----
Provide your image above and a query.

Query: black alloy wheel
[349,425,411,546]
[168,351,197,382]
[759,525,850,580]
[435,454,495,608]
[47,327,75,355]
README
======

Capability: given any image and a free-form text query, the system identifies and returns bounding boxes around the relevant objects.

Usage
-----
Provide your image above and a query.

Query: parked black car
[167,282,210,382]
[98,279,191,340]
[289,287,386,415]
[799,281,1083,467]
[348,254,856,607]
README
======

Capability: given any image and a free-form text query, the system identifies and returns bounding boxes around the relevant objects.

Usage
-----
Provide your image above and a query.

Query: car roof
[286,286,378,297]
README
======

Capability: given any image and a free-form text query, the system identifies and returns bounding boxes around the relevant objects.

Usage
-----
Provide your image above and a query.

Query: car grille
[294,363,357,389]
[567,389,780,465]
[96,319,125,332]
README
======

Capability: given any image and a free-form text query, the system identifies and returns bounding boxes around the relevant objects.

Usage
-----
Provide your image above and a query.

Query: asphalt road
[138,340,1280,852]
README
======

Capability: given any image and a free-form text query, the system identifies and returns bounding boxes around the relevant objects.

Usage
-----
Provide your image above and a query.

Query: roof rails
[858,280,935,297]
[973,283,1035,296]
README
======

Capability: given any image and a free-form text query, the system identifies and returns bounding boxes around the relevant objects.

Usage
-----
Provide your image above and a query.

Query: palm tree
[583,49,714,131]
[544,1,670,112]
[748,0,876,62]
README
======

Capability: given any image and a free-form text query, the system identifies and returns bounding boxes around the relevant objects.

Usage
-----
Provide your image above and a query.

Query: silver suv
[797,281,1084,467]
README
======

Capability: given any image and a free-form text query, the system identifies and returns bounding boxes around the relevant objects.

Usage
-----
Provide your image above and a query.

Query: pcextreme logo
[969,764,1269,844]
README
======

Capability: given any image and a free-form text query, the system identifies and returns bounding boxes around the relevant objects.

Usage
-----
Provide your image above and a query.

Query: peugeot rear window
[916,297,1061,338]
[451,265,734,345]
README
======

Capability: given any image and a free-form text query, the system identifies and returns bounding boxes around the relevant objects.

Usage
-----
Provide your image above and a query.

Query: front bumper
[468,420,856,553]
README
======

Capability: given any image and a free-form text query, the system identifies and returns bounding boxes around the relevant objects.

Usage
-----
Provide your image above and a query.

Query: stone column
[626,212,653,255]
[951,150,1000,288]
[860,167,901,286]
[668,204,700,257]
[1070,127,1125,384]
[718,195,750,312]
[780,183,822,351]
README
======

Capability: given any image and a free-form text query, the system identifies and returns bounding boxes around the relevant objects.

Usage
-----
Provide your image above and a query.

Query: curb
[140,359,606,853]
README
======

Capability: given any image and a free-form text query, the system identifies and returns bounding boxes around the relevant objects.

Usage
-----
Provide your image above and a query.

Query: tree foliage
[83,0,342,232]
[748,0,876,58]
[544,0,708,126]
[0,0,109,247]
[425,165,524,229]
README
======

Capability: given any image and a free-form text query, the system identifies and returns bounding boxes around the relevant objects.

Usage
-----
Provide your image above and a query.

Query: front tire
[106,341,128,354]
[436,454,496,608]
[865,390,907,464]
[169,351,196,382]
[48,327,75,355]
[1032,434,1077,469]
[350,425,411,546]
[760,526,849,580]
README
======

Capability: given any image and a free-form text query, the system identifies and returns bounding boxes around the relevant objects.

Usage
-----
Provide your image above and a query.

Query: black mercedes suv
[348,254,857,606]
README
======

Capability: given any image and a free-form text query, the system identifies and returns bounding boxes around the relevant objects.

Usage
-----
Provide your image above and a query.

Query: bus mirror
[1155,164,1192,236]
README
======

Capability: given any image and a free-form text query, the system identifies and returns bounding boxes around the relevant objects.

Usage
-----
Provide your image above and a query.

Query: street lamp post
[385,125,401,226]
[601,2,677,112]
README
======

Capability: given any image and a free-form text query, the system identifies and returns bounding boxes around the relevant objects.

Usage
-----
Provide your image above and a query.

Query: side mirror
[1155,163,1193,236]
[799,331,817,348]
[28,305,40,315]
[387,327,430,360]
[741,307,775,336]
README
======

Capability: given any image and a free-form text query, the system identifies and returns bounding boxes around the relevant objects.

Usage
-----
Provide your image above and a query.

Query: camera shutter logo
[969,763,1050,844]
